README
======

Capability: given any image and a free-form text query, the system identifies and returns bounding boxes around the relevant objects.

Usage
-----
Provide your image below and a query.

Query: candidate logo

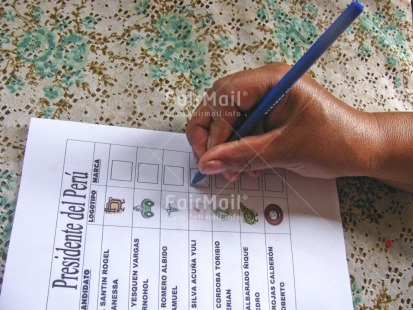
[133,198,155,218]
[105,197,125,214]
[240,202,258,225]
[264,204,283,226]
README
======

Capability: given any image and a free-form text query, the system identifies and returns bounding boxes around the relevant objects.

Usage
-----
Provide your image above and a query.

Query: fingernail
[201,160,225,174]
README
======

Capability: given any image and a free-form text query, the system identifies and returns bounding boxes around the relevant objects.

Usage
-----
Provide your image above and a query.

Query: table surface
[1,1,412,309]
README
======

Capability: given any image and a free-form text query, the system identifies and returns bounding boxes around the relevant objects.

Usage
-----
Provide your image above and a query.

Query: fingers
[198,132,280,175]
[187,63,292,160]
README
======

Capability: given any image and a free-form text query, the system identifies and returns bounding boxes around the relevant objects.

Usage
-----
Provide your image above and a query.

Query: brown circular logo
[264,204,283,225]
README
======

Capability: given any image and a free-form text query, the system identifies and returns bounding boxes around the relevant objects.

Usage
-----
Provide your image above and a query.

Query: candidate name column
[263,169,296,310]
[238,171,270,310]
[47,140,94,309]
[211,174,243,310]
[97,145,137,310]
[130,147,163,309]
[158,150,190,310]
[188,154,214,309]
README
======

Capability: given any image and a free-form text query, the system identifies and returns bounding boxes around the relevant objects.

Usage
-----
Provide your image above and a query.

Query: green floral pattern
[0,170,16,266]
[2,5,93,117]
[1,1,413,308]
[1,0,233,119]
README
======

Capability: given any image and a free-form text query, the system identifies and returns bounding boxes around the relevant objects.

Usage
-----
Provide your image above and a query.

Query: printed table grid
[52,139,297,310]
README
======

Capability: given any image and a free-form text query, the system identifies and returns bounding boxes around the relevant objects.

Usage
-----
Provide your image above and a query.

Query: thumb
[198,132,279,174]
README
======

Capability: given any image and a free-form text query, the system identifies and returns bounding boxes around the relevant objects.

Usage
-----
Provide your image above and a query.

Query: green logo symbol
[240,202,258,225]
[134,198,155,218]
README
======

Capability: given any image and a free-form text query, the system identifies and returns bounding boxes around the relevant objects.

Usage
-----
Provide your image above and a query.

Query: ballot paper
[0,118,353,310]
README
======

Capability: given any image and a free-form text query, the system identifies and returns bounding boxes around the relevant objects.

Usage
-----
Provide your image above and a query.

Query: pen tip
[192,171,205,184]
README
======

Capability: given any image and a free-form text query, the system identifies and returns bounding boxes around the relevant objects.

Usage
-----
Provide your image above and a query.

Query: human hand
[186,63,379,182]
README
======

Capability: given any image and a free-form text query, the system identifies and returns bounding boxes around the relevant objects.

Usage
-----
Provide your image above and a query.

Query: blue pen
[192,1,364,184]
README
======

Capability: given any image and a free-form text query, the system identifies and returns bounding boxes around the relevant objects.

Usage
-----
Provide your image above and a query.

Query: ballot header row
[71,140,287,198]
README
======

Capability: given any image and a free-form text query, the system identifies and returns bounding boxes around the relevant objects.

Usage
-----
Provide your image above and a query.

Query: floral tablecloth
[1,0,413,308]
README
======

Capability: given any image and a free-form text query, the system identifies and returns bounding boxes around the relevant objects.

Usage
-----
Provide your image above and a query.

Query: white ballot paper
[1,118,353,310]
